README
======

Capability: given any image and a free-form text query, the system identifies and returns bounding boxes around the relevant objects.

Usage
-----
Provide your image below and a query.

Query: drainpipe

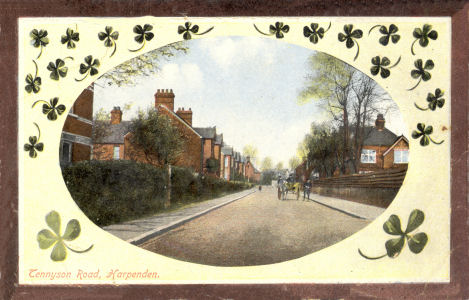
[200,138,204,174]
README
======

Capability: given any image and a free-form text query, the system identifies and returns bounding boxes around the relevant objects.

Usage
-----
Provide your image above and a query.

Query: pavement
[102,186,385,246]
[102,188,257,245]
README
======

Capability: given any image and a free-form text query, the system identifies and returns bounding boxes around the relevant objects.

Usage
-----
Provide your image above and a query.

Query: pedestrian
[303,179,311,200]
[258,185,262,192]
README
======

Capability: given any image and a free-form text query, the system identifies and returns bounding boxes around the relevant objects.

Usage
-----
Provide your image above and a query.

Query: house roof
[94,121,131,144]
[363,127,398,146]
[221,146,233,156]
[194,127,216,139]
[158,105,202,138]
[383,135,409,156]
[215,134,223,145]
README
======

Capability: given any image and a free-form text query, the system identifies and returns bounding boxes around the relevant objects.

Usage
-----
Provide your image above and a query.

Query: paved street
[140,186,376,266]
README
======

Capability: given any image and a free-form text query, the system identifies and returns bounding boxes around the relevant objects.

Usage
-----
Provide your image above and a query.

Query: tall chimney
[110,106,122,124]
[176,107,193,126]
[375,113,385,130]
[154,88,175,111]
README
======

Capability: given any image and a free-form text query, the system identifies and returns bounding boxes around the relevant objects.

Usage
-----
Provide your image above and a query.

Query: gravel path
[140,186,371,266]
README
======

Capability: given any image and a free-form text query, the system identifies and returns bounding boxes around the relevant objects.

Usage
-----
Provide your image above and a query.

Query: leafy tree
[275,162,284,171]
[260,157,273,171]
[288,156,301,170]
[128,108,184,208]
[243,144,258,165]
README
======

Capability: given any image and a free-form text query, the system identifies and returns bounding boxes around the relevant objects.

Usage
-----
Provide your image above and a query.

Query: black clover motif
[30,29,49,59]
[338,24,363,61]
[412,123,443,146]
[32,97,66,121]
[61,27,80,49]
[370,56,401,79]
[359,209,428,260]
[254,22,290,39]
[47,57,73,80]
[178,22,214,40]
[415,88,445,111]
[25,60,41,94]
[75,55,100,82]
[98,26,119,57]
[411,24,438,55]
[408,59,434,91]
[368,24,400,46]
[130,24,154,52]
[23,123,44,158]
[303,22,331,44]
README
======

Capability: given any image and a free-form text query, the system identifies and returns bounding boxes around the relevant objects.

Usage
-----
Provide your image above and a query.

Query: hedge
[62,160,252,226]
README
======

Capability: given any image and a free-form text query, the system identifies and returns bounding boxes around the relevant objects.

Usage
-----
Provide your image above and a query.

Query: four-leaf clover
[411,24,438,55]
[178,22,214,40]
[47,57,73,80]
[23,123,44,158]
[75,55,100,82]
[368,24,400,46]
[408,59,434,90]
[61,28,80,49]
[32,97,66,121]
[415,88,445,111]
[130,24,155,52]
[370,56,401,79]
[338,24,363,61]
[412,123,443,146]
[37,211,93,262]
[98,26,119,57]
[359,209,428,260]
[25,60,41,94]
[303,22,331,44]
[30,29,49,59]
[254,22,290,39]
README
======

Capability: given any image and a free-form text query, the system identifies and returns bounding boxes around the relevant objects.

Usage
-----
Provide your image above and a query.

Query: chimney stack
[375,113,385,131]
[176,107,193,126]
[155,88,175,111]
[110,106,122,124]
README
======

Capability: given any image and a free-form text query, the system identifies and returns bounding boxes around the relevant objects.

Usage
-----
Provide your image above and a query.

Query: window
[60,141,72,166]
[361,149,376,163]
[224,156,229,167]
[113,146,120,160]
[394,149,409,163]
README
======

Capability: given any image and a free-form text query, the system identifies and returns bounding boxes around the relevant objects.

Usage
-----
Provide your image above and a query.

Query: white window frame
[113,146,120,160]
[394,149,409,164]
[361,149,376,163]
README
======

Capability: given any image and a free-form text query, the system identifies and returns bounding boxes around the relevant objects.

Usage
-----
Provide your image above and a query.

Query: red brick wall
[72,143,91,161]
[73,88,93,121]
[63,117,92,137]
[203,139,212,169]
[384,139,409,169]
[93,144,124,160]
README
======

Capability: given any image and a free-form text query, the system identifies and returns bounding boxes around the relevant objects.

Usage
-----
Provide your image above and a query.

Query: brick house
[60,84,94,166]
[359,114,409,173]
[220,146,233,181]
[93,89,223,174]
[245,156,261,182]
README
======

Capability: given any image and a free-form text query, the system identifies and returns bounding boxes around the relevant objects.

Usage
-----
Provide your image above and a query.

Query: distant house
[220,146,233,181]
[359,114,409,173]
[60,84,94,166]
[245,156,261,182]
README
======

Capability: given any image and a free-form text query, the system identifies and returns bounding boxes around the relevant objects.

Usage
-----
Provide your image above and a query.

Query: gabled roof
[194,127,216,139]
[158,105,202,138]
[215,134,223,145]
[383,135,409,156]
[221,146,233,156]
[363,126,398,146]
[94,121,131,144]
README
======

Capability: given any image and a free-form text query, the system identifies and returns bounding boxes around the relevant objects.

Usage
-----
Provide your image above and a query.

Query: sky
[94,36,406,167]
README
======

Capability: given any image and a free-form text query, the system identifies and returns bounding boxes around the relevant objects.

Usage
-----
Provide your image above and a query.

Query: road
[140,186,371,266]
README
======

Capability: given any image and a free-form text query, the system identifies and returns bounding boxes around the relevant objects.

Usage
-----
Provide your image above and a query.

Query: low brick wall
[311,169,407,208]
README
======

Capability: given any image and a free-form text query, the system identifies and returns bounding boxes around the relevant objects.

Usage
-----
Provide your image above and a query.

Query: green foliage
[260,170,276,185]
[260,157,273,171]
[242,145,258,163]
[206,158,220,174]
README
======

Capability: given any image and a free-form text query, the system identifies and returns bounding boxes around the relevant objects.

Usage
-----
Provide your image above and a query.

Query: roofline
[158,105,202,138]
[383,135,409,156]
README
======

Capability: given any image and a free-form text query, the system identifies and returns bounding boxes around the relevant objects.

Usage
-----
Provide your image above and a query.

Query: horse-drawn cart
[277,178,300,200]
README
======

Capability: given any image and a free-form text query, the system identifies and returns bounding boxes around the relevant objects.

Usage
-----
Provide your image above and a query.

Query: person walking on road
[303,179,312,200]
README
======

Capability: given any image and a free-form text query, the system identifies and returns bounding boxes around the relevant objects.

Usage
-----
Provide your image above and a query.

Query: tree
[128,108,184,208]
[97,42,188,86]
[275,162,284,170]
[243,144,258,164]
[260,157,273,171]
[289,156,301,170]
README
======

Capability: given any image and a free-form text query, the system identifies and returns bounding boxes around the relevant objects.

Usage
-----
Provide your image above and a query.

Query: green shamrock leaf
[130,24,154,52]
[178,22,214,40]
[25,60,41,94]
[411,24,438,55]
[75,55,100,82]
[30,29,49,59]
[415,88,445,111]
[358,209,428,260]
[338,24,363,61]
[61,28,79,49]
[23,123,43,158]
[369,24,400,46]
[408,59,434,91]
[32,97,66,121]
[37,211,93,262]
[412,123,443,146]
[253,21,289,39]
[303,22,331,44]
[98,26,119,57]
[47,57,73,80]
[370,56,401,79]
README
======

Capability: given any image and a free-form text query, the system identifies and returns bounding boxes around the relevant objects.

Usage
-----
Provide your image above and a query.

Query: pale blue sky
[94,36,405,167]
